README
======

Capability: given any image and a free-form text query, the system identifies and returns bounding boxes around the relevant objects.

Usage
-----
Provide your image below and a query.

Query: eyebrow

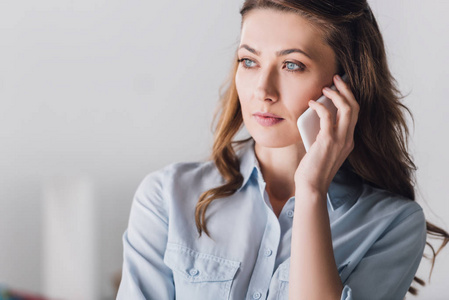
[238,44,313,59]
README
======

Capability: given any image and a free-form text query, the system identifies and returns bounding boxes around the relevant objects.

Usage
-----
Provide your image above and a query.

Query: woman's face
[235,8,338,148]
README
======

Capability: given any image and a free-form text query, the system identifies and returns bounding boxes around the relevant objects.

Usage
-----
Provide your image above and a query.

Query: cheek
[235,72,252,110]
[280,83,313,118]
[235,71,248,95]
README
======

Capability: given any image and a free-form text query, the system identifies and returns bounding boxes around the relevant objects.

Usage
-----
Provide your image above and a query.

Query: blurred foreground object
[112,270,121,298]
[0,284,51,300]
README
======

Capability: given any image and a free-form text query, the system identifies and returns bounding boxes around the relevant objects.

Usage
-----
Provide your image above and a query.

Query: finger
[325,75,360,144]
[333,75,358,110]
[322,87,352,141]
[333,75,360,129]
[308,100,334,140]
[333,76,359,152]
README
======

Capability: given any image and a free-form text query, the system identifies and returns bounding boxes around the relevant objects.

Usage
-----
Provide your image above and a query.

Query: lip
[252,112,284,127]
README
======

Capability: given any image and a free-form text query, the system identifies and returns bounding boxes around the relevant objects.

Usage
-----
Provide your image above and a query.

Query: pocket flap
[164,243,240,283]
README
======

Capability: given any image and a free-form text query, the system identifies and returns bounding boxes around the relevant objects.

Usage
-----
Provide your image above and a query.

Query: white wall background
[1,0,447,299]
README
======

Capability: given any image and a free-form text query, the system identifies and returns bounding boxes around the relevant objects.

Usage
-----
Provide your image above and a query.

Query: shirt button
[264,248,272,257]
[253,292,262,299]
[189,268,199,276]
[287,210,294,218]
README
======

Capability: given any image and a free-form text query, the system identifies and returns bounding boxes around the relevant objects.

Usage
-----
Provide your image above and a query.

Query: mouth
[252,112,285,126]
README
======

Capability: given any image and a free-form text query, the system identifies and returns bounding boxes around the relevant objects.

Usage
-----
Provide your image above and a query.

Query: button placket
[245,174,281,300]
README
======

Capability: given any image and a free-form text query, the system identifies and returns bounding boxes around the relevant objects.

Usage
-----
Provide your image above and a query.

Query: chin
[250,131,299,149]
[243,118,302,149]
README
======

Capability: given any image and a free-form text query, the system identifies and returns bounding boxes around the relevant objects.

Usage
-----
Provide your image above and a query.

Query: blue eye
[237,58,305,73]
[238,58,256,69]
[245,59,255,68]
[285,62,303,72]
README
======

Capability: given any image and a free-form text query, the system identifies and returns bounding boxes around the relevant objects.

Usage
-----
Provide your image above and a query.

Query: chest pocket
[164,243,240,300]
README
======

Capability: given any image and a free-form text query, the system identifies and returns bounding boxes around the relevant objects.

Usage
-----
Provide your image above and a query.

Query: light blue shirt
[117,141,426,300]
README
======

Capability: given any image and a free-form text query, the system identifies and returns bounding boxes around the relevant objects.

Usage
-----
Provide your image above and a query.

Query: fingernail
[335,74,341,81]
[324,87,332,92]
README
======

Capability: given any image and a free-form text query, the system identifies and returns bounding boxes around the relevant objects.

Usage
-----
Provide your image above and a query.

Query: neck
[254,142,306,201]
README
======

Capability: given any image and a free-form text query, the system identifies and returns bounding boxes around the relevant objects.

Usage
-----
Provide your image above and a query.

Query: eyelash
[237,58,305,73]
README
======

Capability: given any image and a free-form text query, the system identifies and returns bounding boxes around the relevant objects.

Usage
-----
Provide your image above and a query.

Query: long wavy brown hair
[195,0,449,295]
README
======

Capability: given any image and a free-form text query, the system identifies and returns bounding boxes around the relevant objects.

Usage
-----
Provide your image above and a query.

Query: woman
[117,0,448,299]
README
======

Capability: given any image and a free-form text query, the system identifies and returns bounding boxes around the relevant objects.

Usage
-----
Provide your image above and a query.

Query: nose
[254,65,279,103]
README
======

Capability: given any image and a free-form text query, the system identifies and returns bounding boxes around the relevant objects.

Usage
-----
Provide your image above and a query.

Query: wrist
[294,185,327,205]
[295,181,327,197]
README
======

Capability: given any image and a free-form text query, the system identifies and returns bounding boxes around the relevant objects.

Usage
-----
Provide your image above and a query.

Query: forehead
[240,8,332,61]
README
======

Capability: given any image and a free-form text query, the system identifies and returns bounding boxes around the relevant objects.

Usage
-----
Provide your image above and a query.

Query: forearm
[288,188,343,300]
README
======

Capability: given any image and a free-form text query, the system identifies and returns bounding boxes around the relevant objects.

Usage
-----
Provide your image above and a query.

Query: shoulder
[131,160,221,222]
[350,183,426,241]
[333,180,426,244]
[135,160,222,209]
[139,160,221,192]
[358,184,423,219]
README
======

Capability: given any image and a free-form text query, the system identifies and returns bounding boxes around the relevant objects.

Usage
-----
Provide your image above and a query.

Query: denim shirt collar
[236,140,363,211]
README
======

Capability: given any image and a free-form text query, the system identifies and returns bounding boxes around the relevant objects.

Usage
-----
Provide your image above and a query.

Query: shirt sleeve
[116,171,175,300]
[339,208,426,300]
